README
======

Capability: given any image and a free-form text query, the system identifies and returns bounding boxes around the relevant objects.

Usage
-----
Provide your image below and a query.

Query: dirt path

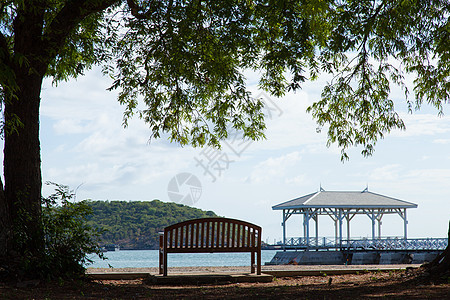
[1,265,448,299]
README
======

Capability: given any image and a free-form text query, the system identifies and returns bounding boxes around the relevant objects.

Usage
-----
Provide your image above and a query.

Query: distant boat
[103,244,120,252]
[261,244,282,250]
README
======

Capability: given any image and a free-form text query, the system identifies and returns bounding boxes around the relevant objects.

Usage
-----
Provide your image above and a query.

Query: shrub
[12,182,106,280]
[38,182,106,279]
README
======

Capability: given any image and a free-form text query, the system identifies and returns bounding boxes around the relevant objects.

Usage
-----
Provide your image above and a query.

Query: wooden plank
[214,221,218,247]
[169,229,173,249]
[246,226,250,248]
[202,221,206,248]
[174,227,179,249]
[215,221,220,248]
[201,222,205,248]
[227,222,231,248]
[205,221,210,248]
[231,222,235,247]
[220,222,225,248]
[181,226,185,248]
[188,224,192,247]
[194,223,199,248]
[236,224,241,248]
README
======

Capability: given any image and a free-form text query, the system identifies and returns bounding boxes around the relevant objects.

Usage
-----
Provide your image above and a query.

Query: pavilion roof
[272,189,418,210]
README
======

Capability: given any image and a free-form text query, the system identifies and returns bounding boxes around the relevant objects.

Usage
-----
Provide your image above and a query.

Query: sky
[4,66,449,244]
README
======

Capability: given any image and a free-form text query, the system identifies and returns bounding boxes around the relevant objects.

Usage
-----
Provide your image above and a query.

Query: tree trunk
[0,178,10,265]
[3,69,44,269]
[0,3,47,274]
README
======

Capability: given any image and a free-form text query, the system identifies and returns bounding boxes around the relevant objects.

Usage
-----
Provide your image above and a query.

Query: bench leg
[159,234,164,275]
[257,250,261,275]
[163,251,168,276]
[159,249,164,275]
[251,251,255,273]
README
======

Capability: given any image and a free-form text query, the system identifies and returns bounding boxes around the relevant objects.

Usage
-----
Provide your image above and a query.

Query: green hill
[85,200,217,250]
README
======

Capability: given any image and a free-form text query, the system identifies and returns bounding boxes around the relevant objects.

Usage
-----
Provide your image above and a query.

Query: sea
[87,249,278,268]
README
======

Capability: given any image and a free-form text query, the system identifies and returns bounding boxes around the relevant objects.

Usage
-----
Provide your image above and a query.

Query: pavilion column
[315,214,319,247]
[306,210,310,246]
[334,219,338,245]
[396,208,408,240]
[378,219,382,239]
[303,212,306,244]
[282,209,286,251]
[345,212,357,245]
[338,209,343,247]
[403,208,408,239]
[371,210,376,240]
[303,209,311,247]
[376,210,384,239]
[346,215,350,241]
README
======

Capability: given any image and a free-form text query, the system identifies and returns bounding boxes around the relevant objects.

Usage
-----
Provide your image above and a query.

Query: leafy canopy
[1,0,449,157]
[308,0,450,159]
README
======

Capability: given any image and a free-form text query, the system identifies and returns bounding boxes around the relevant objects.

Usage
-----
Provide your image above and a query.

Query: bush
[31,182,105,279]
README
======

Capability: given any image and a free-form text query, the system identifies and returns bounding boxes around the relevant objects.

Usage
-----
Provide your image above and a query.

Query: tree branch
[0,32,12,66]
[41,0,119,66]
[0,32,16,90]
[126,0,155,19]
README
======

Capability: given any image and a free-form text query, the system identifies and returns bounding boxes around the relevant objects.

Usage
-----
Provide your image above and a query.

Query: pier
[270,188,446,265]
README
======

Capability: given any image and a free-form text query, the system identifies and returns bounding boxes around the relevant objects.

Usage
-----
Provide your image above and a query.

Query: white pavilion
[272,187,418,248]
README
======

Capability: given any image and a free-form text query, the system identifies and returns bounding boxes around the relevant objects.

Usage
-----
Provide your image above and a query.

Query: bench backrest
[162,217,261,253]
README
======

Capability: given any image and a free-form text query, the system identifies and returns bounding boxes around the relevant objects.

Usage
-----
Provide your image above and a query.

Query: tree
[0,0,449,278]
[84,200,218,250]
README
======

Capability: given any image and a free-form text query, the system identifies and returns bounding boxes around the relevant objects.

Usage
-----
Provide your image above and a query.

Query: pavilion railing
[283,237,337,249]
[343,237,448,251]
[283,237,448,251]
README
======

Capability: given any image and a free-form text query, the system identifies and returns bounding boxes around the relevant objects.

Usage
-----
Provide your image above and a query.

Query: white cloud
[247,151,302,184]
[404,168,450,184]
[392,113,450,138]
[433,138,450,144]
[285,174,309,185]
[369,164,402,181]
[52,119,92,135]
[242,91,329,155]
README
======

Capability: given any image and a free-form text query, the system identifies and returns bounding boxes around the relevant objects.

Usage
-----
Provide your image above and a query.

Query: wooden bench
[159,217,262,276]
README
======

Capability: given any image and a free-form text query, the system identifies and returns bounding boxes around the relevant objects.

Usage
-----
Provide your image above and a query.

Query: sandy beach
[86,264,421,274]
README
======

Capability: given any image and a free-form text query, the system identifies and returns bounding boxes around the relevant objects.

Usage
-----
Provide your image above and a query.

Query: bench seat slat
[174,227,178,249]
[236,224,241,248]
[206,221,210,249]
[195,223,199,249]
